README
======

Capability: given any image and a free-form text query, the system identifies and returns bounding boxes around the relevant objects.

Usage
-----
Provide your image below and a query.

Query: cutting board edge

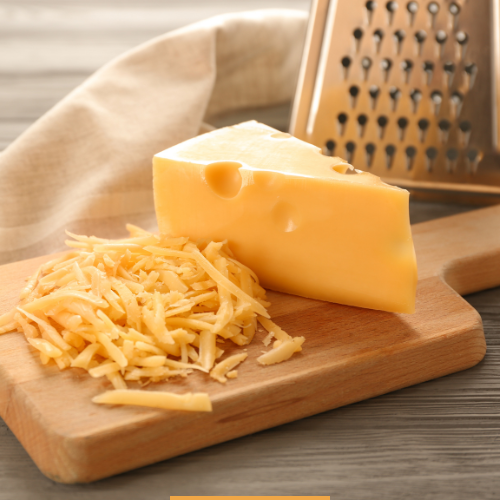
[1,204,497,483]
[3,312,485,484]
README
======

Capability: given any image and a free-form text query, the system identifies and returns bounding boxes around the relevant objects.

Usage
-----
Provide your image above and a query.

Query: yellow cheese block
[153,121,417,314]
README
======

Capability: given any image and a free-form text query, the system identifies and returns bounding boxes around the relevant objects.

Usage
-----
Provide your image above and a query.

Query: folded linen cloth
[0,9,307,266]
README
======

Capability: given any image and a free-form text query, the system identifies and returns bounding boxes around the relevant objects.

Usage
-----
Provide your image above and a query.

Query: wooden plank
[0,205,499,482]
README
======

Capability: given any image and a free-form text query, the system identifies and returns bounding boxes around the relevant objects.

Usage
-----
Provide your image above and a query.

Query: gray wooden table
[1,1,499,499]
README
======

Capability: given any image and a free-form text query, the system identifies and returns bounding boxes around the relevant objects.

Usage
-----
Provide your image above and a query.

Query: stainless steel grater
[289,0,500,203]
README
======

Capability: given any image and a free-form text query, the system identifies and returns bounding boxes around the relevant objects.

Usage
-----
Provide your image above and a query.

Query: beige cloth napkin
[0,9,307,266]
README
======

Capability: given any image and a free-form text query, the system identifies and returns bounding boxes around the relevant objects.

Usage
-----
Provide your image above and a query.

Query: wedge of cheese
[153,121,417,313]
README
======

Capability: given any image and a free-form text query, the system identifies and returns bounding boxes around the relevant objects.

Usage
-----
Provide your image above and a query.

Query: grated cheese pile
[0,225,305,412]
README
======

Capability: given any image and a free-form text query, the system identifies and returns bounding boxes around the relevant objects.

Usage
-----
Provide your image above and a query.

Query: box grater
[290,0,500,203]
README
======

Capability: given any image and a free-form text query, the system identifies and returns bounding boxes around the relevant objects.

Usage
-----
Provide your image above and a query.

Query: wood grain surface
[1,1,500,499]
[0,205,497,483]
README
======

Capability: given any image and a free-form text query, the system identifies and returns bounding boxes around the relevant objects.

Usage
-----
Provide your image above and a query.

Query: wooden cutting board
[1,205,499,484]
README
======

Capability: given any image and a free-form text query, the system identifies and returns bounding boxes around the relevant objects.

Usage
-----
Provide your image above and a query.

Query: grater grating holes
[394,29,406,53]
[365,1,377,23]
[418,118,430,141]
[414,29,427,55]
[318,0,482,177]
[456,31,468,44]
[401,58,413,81]
[406,146,417,157]
[325,139,336,156]
[410,88,422,112]
[389,87,402,110]
[426,146,438,159]
[430,90,443,114]
[357,114,368,137]
[406,1,418,13]
[369,85,381,108]
[397,117,409,140]
[427,2,439,28]
[435,30,447,57]
[386,1,398,25]
[373,29,384,53]
[467,149,478,162]
[361,57,372,69]
[361,56,373,78]
[385,144,396,168]
[443,61,455,86]
[427,2,439,14]
[405,146,417,171]
[438,119,451,142]
[353,28,364,39]
[381,58,393,80]
[386,1,398,11]
[337,113,348,135]
[365,143,376,167]
[443,61,455,72]
[423,60,434,84]
[341,56,352,67]
[349,84,360,96]
[464,62,477,89]
[456,31,468,58]
[353,28,364,51]
[377,115,389,138]
[345,141,356,162]
[449,2,460,15]
[406,1,418,26]
[341,56,352,79]
[459,120,471,133]
[365,148,376,165]
[349,85,360,107]
[466,149,481,173]
[425,146,438,171]
[449,2,460,28]
[459,120,472,146]
[450,90,464,117]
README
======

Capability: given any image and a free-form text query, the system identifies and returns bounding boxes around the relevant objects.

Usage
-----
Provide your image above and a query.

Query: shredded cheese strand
[0,225,304,413]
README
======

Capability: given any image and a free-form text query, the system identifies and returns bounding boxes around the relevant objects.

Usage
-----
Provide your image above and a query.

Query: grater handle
[413,205,500,295]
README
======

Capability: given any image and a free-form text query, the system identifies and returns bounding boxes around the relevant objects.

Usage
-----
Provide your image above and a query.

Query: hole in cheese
[204,161,243,199]
[332,164,359,175]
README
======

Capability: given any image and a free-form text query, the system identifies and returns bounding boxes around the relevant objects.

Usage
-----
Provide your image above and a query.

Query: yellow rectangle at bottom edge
[172,497,330,500]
